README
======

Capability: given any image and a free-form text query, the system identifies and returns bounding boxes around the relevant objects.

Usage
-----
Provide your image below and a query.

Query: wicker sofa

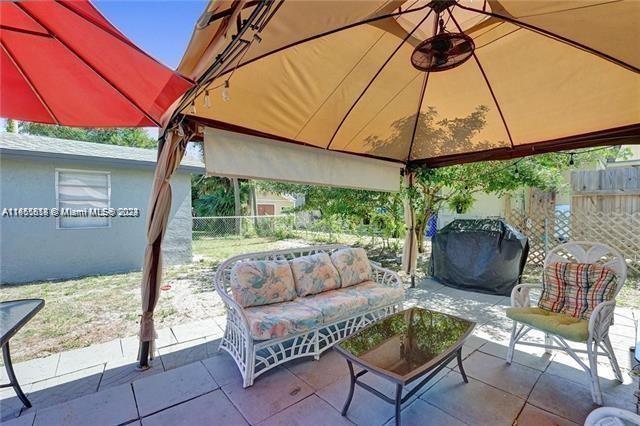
[214,245,404,387]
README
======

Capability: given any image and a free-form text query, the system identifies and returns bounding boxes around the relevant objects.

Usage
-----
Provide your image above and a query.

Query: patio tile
[0,354,60,385]
[528,373,598,424]
[478,341,553,371]
[27,364,104,409]
[453,351,541,398]
[316,367,447,426]
[516,403,578,426]
[546,353,637,406]
[413,278,444,291]
[205,336,222,357]
[158,338,208,371]
[285,350,350,390]
[221,367,313,424]
[421,371,525,426]
[472,319,513,344]
[141,389,247,426]
[201,352,243,387]
[1,384,32,422]
[383,399,465,426]
[257,394,351,426]
[446,334,488,367]
[1,411,35,426]
[171,318,224,343]
[33,383,137,426]
[56,339,122,376]
[120,328,177,359]
[99,359,164,391]
[133,361,218,417]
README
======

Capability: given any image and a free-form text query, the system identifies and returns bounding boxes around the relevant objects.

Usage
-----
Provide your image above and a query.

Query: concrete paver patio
[1,279,638,425]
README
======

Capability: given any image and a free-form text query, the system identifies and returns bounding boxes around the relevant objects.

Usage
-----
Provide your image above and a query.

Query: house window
[55,169,111,229]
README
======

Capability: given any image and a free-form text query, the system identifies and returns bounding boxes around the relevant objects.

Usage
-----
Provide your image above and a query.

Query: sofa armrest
[510,283,542,308]
[370,262,403,288]
[213,269,251,335]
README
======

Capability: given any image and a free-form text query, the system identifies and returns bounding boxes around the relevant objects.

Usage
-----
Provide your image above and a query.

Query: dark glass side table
[335,307,475,426]
[1,299,45,408]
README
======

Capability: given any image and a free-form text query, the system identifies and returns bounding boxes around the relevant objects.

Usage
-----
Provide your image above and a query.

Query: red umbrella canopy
[0,0,193,127]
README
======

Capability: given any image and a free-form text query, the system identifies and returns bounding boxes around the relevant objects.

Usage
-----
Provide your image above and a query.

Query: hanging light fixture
[204,90,211,108]
[411,1,475,72]
[221,80,230,102]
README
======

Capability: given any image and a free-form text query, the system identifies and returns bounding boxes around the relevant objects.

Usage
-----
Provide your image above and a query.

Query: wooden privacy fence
[506,209,640,275]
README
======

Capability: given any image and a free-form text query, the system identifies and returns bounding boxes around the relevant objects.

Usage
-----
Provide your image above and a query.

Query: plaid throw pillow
[538,262,569,313]
[560,263,618,320]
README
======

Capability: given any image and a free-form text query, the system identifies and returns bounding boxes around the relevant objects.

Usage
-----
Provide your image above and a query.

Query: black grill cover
[429,219,529,296]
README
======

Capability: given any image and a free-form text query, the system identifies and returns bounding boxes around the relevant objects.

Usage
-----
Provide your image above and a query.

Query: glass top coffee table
[335,307,475,425]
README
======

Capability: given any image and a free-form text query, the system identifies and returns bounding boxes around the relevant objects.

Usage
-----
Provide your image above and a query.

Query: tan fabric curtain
[138,128,189,360]
[402,171,418,286]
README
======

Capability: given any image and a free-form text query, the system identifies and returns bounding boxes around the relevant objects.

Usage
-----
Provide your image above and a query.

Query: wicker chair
[506,241,627,405]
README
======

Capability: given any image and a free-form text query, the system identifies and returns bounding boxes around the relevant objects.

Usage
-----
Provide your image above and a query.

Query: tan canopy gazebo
[138,0,639,365]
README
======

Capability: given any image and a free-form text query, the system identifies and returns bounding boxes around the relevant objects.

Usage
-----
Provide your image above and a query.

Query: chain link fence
[192,213,404,250]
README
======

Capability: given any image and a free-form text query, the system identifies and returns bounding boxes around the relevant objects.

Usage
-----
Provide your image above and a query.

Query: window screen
[56,170,111,229]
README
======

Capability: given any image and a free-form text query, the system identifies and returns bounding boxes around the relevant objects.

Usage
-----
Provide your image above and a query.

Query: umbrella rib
[0,39,59,125]
[0,25,52,38]
[449,10,514,150]
[325,8,434,150]
[14,3,161,127]
[455,3,639,74]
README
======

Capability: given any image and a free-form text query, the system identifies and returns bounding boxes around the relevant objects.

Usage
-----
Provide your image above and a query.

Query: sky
[95,1,208,69]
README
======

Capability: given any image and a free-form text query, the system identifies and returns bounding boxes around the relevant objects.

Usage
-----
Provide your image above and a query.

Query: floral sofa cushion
[290,253,341,297]
[244,301,324,340]
[342,280,404,308]
[230,260,297,308]
[330,247,372,287]
[296,289,369,323]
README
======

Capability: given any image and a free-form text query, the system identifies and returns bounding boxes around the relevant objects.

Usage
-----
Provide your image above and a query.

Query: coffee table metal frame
[335,309,475,426]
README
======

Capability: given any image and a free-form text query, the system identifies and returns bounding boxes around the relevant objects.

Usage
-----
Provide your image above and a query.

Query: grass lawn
[0,237,305,363]
[2,236,638,364]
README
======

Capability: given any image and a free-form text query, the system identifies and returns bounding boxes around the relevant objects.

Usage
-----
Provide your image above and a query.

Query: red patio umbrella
[0,0,193,127]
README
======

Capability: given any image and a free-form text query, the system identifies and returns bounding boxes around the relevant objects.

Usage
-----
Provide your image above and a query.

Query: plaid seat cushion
[539,262,617,320]
[538,262,569,313]
[560,263,618,320]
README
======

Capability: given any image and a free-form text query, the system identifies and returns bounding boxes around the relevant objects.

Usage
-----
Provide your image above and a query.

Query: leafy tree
[17,122,157,148]
[191,175,249,217]
[5,119,17,133]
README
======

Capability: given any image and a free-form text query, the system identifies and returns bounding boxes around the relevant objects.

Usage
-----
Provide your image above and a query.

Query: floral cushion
[289,253,341,297]
[296,289,369,323]
[330,247,372,287]
[230,260,297,308]
[244,301,323,340]
[342,280,404,308]
[559,263,618,320]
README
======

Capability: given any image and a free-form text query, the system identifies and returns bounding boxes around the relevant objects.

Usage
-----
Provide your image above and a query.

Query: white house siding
[0,155,192,284]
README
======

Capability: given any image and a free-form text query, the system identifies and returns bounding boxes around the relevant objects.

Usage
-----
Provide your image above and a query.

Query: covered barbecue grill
[429,218,529,295]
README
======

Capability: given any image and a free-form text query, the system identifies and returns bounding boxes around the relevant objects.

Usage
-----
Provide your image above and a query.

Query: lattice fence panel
[506,210,640,275]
